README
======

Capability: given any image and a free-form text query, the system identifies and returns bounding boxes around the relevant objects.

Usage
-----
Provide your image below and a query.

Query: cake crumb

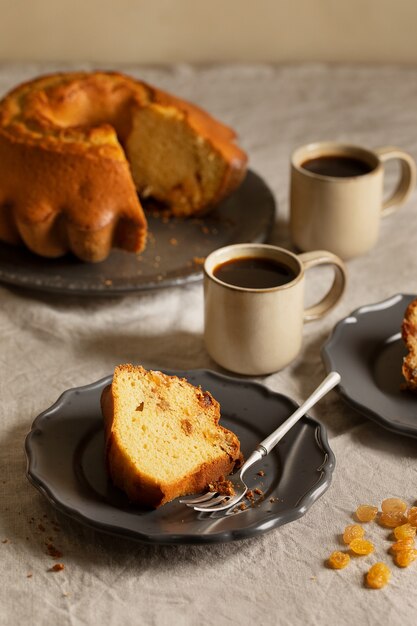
[209,479,235,497]
[27,573,33,578]
[46,543,63,559]
[38,523,45,532]
[257,470,265,477]
[49,563,64,572]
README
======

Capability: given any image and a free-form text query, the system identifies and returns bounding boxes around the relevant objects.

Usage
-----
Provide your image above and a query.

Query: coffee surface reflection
[301,155,373,178]
[213,256,296,289]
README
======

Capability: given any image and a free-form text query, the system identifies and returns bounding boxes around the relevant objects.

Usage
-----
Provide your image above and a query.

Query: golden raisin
[381,498,407,514]
[366,562,391,589]
[379,511,406,528]
[407,506,417,527]
[394,548,417,568]
[356,505,378,522]
[394,523,416,541]
[327,551,350,569]
[390,538,415,553]
[349,538,374,555]
[343,524,365,544]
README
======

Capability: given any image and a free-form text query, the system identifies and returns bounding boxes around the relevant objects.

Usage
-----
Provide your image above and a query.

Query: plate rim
[322,293,417,439]
[25,368,335,544]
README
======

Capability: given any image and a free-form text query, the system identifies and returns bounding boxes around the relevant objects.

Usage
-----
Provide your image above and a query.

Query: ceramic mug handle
[299,250,347,322]
[375,146,417,217]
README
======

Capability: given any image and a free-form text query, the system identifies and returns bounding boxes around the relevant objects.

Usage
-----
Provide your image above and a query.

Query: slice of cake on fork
[101,364,241,508]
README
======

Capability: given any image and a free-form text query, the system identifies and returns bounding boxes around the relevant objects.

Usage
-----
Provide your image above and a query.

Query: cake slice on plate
[101,364,241,508]
[402,298,417,391]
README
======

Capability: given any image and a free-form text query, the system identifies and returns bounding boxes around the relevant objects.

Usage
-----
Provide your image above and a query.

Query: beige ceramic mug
[204,243,346,376]
[290,142,416,259]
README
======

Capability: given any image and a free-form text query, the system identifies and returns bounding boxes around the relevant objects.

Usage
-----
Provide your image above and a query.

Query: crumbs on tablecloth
[46,543,63,559]
[49,563,64,573]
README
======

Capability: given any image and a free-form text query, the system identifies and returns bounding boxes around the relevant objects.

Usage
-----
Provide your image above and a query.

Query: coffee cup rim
[204,243,304,292]
[291,141,381,180]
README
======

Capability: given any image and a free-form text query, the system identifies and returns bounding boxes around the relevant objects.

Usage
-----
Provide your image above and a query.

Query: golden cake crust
[402,298,417,391]
[0,71,247,262]
[101,364,241,508]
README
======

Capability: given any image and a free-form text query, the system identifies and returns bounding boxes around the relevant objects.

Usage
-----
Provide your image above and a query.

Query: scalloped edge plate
[25,368,335,544]
[322,293,417,438]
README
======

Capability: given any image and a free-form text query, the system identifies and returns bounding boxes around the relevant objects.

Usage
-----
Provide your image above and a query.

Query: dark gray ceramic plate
[322,294,417,438]
[0,170,275,296]
[25,369,335,544]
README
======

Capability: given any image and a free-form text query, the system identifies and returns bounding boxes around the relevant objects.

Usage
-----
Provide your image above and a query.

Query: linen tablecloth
[1,62,417,626]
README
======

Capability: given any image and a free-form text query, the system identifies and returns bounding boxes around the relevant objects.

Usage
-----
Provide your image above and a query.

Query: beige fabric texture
[1,63,417,626]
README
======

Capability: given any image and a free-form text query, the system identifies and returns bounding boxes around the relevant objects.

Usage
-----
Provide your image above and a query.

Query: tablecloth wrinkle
[1,62,417,626]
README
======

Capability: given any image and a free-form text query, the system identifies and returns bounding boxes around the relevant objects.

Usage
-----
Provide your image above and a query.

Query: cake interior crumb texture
[101,364,241,507]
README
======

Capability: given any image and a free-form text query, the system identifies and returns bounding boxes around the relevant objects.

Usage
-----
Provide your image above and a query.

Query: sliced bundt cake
[0,71,247,262]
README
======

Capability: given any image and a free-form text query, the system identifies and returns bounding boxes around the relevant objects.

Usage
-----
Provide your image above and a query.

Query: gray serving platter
[322,293,417,439]
[25,369,335,545]
[0,170,275,296]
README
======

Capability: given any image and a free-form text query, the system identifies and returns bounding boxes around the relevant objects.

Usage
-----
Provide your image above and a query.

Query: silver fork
[180,371,341,513]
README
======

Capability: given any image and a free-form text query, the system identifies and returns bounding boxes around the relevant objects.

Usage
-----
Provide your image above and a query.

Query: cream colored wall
[0,0,417,64]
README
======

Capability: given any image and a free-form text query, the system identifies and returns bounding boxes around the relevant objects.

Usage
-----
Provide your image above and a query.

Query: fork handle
[255,371,341,457]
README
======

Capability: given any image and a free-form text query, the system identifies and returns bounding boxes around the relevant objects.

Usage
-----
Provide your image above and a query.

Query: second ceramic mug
[204,243,346,376]
[290,142,417,259]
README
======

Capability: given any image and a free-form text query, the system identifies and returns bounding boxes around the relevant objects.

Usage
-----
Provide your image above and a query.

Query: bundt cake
[0,71,247,262]
[101,364,241,508]
[402,298,417,391]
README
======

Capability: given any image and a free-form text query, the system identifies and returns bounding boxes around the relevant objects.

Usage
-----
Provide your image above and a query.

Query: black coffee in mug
[301,155,374,178]
[213,256,297,289]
